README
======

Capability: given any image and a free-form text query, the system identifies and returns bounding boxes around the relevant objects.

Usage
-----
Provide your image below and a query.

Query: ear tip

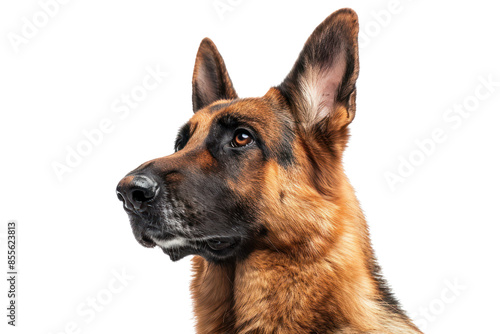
[200,37,217,51]
[329,8,359,30]
[196,38,215,55]
[333,8,358,20]
[200,37,214,45]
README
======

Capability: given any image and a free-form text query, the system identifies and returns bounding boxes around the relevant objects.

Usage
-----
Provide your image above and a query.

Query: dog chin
[158,244,196,262]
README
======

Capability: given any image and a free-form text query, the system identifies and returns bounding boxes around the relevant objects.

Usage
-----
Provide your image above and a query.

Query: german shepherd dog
[117,8,422,334]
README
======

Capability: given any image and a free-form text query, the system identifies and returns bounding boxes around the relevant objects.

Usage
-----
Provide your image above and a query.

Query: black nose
[116,174,159,213]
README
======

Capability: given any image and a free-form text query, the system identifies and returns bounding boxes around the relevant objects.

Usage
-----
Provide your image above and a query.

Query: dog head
[117,8,359,263]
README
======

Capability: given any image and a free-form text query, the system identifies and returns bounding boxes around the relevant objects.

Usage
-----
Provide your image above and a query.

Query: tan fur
[185,96,422,332]
[190,148,422,333]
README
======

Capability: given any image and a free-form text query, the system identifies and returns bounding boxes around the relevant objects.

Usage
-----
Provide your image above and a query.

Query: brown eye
[231,129,254,147]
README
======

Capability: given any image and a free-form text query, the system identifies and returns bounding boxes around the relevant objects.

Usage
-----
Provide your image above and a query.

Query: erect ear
[192,38,238,112]
[278,8,359,130]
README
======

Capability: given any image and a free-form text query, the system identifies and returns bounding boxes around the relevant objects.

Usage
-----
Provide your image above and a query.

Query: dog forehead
[214,98,275,119]
[191,98,279,132]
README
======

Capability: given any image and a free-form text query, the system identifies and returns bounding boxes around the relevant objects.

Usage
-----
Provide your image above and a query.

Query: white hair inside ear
[297,54,347,126]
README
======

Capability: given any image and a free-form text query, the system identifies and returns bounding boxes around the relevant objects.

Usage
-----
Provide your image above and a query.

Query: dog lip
[139,234,156,248]
[142,226,177,242]
[154,235,242,262]
[151,235,240,252]
[130,221,178,249]
[206,237,237,251]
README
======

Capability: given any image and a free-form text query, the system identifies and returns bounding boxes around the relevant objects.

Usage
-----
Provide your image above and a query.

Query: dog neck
[190,213,417,332]
[190,169,420,333]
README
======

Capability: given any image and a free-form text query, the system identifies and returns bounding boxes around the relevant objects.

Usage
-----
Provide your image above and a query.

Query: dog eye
[231,129,254,148]
[174,124,191,152]
[174,136,187,152]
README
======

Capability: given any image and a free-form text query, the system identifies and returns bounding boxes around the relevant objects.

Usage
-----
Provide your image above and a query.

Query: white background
[1,0,499,333]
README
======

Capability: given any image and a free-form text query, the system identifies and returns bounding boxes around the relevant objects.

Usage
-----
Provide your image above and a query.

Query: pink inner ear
[315,54,347,120]
[197,65,218,106]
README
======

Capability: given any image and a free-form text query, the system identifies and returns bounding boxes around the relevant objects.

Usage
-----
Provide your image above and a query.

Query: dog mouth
[137,233,157,248]
[131,221,241,262]
[205,238,237,251]
[155,235,241,262]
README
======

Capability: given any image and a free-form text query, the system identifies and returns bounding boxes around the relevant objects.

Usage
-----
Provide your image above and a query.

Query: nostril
[117,192,125,202]
[132,189,153,203]
[130,175,159,204]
